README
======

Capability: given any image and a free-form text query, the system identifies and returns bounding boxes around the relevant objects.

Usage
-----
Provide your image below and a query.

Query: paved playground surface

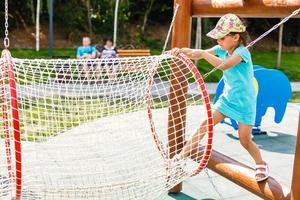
[165,103,299,200]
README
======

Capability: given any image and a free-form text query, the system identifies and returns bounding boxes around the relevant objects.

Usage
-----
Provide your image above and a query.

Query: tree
[141,0,155,34]
[86,0,93,36]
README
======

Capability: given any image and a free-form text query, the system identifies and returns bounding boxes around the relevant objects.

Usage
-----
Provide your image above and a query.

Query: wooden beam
[263,0,300,7]
[192,0,300,17]
[291,113,300,200]
[192,149,291,199]
[211,0,244,8]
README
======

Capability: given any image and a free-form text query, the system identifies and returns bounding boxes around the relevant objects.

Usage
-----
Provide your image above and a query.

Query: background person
[77,37,97,80]
[97,37,119,81]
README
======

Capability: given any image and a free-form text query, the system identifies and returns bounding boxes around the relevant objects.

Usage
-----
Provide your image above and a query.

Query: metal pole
[195,17,202,49]
[276,18,283,69]
[36,0,40,51]
[195,17,202,65]
[113,0,120,47]
[48,0,54,57]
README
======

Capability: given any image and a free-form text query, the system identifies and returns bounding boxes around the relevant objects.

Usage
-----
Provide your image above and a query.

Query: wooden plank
[211,0,244,8]
[118,49,151,57]
[118,52,150,54]
[118,50,150,53]
[192,0,300,17]
[119,54,150,57]
[263,0,300,7]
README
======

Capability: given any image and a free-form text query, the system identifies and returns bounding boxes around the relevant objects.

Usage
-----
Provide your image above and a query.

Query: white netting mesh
[0,50,213,199]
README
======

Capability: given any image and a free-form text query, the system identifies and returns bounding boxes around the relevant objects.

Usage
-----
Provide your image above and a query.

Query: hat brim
[206,28,229,40]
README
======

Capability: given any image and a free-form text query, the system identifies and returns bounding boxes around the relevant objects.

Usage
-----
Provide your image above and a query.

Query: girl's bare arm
[201,50,243,70]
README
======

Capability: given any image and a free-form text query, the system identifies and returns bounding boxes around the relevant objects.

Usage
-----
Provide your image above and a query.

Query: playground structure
[0,0,299,200]
[171,0,300,199]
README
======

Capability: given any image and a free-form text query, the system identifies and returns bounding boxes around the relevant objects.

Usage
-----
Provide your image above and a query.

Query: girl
[171,13,269,182]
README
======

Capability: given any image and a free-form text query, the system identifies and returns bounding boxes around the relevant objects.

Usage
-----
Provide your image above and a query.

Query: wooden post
[169,0,192,193]
[291,113,300,200]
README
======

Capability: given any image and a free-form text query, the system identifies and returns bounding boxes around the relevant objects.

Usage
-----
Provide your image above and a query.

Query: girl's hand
[187,49,204,60]
[170,48,193,56]
[170,48,204,60]
[170,48,182,56]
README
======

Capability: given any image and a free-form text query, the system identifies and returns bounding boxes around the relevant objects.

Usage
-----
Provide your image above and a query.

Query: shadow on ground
[226,131,296,154]
[168,192,216,200]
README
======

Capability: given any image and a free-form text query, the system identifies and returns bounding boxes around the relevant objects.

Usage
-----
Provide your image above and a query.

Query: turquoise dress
[213,45,257,125]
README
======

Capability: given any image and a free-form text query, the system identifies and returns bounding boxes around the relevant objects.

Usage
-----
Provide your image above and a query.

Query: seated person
[97,37,118,59]
[97,37,119,81]
[77,37,97,59]
[77,37,97,80]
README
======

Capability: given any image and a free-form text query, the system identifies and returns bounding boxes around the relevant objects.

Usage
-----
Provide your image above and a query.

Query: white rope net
[0,50,213,199]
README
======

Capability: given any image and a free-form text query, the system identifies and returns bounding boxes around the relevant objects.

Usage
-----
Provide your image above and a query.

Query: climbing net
[0,50,213,199]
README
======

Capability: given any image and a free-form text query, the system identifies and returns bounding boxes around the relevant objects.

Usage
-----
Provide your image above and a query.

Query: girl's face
[217,34,240,53]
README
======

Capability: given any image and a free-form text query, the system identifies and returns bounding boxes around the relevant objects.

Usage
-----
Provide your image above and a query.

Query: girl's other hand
[190,49,204,60]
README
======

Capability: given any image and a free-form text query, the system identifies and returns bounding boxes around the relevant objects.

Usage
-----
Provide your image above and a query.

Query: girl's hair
[229,16,251,46]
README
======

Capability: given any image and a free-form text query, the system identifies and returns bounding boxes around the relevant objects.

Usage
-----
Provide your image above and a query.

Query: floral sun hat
[206,13,246,39]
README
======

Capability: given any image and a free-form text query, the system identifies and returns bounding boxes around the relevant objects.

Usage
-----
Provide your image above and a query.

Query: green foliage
[0,0,172,46]
[1,1,300,47]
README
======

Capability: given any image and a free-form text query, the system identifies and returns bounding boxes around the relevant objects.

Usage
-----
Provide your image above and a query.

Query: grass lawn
[290,92,300,103]
[8,48,300,82]
[10,48,75,59]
